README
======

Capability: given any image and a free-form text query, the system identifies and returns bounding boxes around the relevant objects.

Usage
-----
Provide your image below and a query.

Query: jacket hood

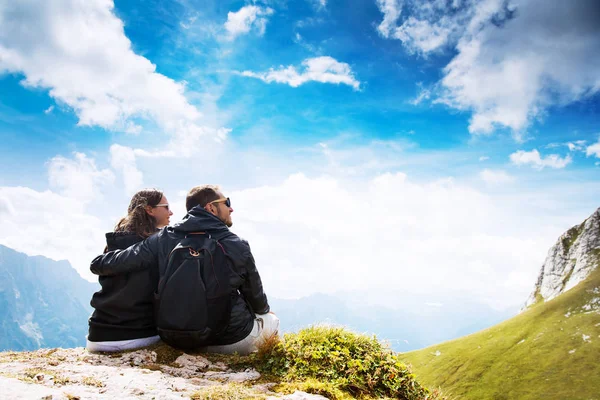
[171,205,231,238]
[105,231,145,252]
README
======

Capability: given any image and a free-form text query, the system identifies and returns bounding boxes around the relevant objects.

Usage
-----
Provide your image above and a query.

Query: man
[90,185,278,355]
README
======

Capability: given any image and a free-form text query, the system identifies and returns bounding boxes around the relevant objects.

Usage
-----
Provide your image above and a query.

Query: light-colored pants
[86,335,161,353]
[202,313,280,356]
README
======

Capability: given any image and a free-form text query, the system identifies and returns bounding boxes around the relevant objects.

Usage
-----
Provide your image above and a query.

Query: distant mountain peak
[0,244,98,351]
[522,207,600,310]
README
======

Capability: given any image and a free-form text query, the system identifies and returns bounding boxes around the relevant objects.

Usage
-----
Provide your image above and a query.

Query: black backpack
[154,232,231,349]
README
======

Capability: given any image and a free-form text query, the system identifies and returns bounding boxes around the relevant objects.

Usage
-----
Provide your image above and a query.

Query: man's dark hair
[186,185,221,211]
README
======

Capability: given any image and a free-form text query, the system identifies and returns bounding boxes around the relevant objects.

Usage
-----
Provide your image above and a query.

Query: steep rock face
[0,245,98,351]
[523,207,600,309]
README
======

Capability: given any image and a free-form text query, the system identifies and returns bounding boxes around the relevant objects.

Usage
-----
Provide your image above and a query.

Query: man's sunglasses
[209,197,231,207]
[153,203,170,211]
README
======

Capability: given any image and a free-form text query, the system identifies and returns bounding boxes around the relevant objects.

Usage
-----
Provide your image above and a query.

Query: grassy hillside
[400,260,600,400]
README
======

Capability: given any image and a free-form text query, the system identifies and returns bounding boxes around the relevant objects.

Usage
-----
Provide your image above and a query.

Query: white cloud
[480,169,514,185]
[44,105,54,114]
[109,144,144,196]
[586,138,600,158]
[48,152,114,203]
[306,0,327,11]
[410,83,431,105]
[231,171,570,310]
[376,0,461,53]
[376,0,403,38]
[241,56,360,90]
[223,5,274,40]
[0,186,107,280]
[0,0,225,150]
[510,149,572,170]
[377,0,600,136]
[479,156,489,161]
[392,15,454,54]
[567,140,587,152]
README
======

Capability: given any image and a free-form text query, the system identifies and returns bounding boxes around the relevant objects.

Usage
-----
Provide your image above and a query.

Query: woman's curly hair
[114,188,164,238]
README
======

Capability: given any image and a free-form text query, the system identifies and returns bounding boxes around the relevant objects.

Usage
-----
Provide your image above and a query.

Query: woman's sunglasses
[154,203,170,211]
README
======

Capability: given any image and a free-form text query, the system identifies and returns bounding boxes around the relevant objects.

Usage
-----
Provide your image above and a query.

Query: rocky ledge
[0,346,325,400]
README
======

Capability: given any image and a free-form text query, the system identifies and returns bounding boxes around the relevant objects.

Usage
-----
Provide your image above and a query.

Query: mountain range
[0,243,511,352]
[3,208,597,356]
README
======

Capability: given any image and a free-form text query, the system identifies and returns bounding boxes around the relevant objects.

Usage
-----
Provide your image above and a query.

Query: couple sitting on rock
[86,185,279,355]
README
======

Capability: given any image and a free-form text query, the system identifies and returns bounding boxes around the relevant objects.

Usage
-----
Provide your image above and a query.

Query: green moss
[82,376,105,387]
[189,383,265,399]
[252,326,443,400]
[401,267,600,400]
[561,223,584,253]
[146,342,184,366]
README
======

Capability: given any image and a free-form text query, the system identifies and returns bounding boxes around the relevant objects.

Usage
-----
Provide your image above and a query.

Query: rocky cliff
[523,207,600,309]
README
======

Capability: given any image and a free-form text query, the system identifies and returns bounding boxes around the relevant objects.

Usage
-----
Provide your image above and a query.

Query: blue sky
[1,0,599,312]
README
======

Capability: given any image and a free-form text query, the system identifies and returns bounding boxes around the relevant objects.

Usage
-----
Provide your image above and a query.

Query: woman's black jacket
[88,232,158,342]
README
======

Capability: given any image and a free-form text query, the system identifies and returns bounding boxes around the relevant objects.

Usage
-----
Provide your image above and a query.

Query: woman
[86,188,173,352]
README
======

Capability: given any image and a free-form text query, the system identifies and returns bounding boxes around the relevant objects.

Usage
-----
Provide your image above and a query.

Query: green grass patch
[252,325,444,400]
[400,266,600,400]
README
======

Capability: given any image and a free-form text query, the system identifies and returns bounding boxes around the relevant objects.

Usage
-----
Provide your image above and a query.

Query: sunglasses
[209,197,231,207]
[153,203,170,211]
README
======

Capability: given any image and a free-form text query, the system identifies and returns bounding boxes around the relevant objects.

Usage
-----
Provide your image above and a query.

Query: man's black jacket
[90,206,270,345]
[88,231,158,342]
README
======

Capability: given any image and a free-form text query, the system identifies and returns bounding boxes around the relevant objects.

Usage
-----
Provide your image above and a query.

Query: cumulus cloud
[479,169,514,185]
[0,0,225,153]
[376,0,600,136]
[231,171,568,310]
[48,152,114,203]
[376,0,403,38]
[0,186,107,280]
[509,149,572,170]
[586,138,600,158]
[224,5,274,40]
[376,0,460,53]
[240,56,360,90]
[109,145,144,196]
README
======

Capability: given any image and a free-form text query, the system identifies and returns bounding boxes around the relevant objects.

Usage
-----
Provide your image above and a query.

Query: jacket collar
[171,205,231,236]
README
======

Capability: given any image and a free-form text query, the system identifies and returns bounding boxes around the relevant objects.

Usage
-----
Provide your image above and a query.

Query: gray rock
[522,207,600,310]
[268,391,329,400]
